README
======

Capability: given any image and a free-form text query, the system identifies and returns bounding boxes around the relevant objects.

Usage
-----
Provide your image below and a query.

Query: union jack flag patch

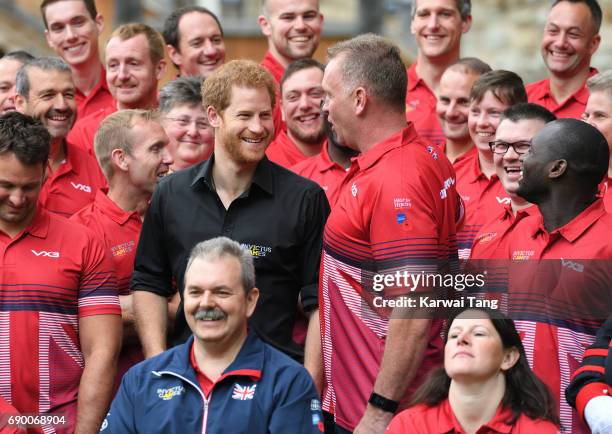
[232,383,257,400]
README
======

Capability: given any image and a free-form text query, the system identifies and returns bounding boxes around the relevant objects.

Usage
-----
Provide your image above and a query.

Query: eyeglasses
[489,140,532,155]
[165,116,210,131]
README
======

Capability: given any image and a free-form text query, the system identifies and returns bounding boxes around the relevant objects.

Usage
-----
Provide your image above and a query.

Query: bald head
[518,119,608,203]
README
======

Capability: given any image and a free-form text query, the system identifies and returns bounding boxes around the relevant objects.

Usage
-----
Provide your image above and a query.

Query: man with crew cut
[407,0,472,146]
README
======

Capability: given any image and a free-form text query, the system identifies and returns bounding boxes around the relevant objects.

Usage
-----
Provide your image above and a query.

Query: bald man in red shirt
[506,119,612,433]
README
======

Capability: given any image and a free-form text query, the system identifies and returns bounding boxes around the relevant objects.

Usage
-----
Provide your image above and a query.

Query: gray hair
[15,56,71,99]
[327,33,407,114]
[185,237,256,293]
[587,70,612,96]
[411,0,471,21]
[159,76,203,113]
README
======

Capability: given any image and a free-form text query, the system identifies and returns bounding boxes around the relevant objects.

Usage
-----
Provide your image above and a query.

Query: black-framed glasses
[489,140,532,155]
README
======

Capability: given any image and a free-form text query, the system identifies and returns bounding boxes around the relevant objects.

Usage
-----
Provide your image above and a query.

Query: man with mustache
[15,57,106,217]
[105,237,323,433]
[131,61,329,392]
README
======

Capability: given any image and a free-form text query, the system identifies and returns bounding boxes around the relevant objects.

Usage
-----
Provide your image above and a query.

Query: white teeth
[290,37,309,42]
[297,114,318,122]
[477,132,494,137]
[243,138,263,144]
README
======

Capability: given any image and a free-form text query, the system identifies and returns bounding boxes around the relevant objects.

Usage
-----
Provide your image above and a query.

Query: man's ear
[258,15,272,38]
[15,94,27,114]
[246,287,260,318]
[354,87,367,116]
[155,59,167,81]
[461,15,472,34]
[110,148,129,172]
[167,44,182,69]
[95,13,105,34]
[549,159,567,179]
[207,105,221,128]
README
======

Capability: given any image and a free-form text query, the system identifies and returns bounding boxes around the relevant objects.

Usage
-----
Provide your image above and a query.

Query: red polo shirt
[507,199,612,434]
[260,51,285,138]
[291,143,347,207]
[70,190,142,295]
[387,399,559,434]
[439,142,477,168]
[526,68,598,119]
[454,151,509,259]
[68,105,117,156]
[74,67,115,121]
[320,125,459,431]
[470,204,538,260]
[70,190,144,392]
[405,63,445,146]
[38,142,108,218]
[0,207,120,431]
[598,176,612,211]
[266,129,316,169]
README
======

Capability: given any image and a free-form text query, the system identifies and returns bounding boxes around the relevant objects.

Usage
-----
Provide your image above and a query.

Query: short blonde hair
[201,60,276,113]
[94,109,159,179]
[109,23,165,65]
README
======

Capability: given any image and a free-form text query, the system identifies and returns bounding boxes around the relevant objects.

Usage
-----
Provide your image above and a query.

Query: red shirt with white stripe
[507,199,612,434]
[526,68,598,120]
[0,207,120,432]
[38,142,107,218]
[405,63,445,147]
[454,151,509,259]
[291,144,347,207]
[320,125,459,431]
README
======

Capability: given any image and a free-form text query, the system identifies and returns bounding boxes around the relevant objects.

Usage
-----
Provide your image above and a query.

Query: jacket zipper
[154,371,210,434]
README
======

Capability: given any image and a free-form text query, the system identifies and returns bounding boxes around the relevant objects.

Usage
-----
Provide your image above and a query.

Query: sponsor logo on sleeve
[70,182,92,193]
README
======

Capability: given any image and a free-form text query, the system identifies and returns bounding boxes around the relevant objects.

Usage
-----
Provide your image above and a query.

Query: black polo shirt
[131,156,330,360]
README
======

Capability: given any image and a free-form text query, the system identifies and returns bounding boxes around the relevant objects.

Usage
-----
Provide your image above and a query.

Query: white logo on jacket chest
[31,250,60,258]
[232,384,256,400]
[70,182,92,193]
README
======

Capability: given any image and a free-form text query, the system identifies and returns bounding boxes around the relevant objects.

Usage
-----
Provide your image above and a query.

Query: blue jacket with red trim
[101,333,323,434]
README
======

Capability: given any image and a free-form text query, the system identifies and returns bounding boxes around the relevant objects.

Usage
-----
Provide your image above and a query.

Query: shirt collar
[171,334,264,382]
[261,51,285,83]
[464,150,495,184]
[531,198,606,242]
[191,155,275,195]
[94,189,140,225]
[407,62,422,92]
[75,65,110,98]
[438,399,514,434]
[25,207,50,239]
[355,124,420,171]
[532,68,598,104]
[317,140,344,172]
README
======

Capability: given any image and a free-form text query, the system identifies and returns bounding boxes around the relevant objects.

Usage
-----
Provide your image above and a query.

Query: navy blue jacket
[100,334,323,434]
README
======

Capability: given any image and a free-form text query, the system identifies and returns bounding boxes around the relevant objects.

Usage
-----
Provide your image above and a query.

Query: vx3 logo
[70,182,92,193]
[496,197,511,205]
[31,250,60,258]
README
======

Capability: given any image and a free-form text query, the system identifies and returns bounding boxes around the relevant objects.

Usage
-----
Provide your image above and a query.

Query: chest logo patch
[242,244,272,258]
[232,383,256,400]
[70,182,92,193]
[496,196,511,205]
[351,183,358,197]
[31,250,60,258]
[512,250,535,261]
[157,386,185,401]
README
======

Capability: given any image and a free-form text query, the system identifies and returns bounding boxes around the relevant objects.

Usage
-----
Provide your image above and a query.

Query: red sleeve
[78,230,121,317]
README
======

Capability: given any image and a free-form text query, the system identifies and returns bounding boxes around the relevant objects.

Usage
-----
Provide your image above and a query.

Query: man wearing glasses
[470,103,556,259]
[159,76,214,173]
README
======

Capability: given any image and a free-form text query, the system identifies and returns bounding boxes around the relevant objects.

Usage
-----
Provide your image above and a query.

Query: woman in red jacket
[387,308,560,434]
